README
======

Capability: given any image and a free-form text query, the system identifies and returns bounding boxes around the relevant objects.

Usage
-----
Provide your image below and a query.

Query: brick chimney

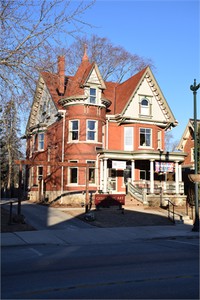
[58,56,65,95]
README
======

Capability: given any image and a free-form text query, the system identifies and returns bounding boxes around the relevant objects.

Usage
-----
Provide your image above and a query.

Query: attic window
[89,88,96,104]
[139,97,151,117]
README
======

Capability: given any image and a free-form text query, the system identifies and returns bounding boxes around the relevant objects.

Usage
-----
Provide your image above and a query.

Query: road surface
[2,237,199,299]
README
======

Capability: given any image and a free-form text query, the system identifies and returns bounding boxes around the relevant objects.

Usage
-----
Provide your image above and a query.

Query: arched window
[140,98,149,115]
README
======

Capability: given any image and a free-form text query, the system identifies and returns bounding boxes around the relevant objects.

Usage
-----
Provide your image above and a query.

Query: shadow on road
[1,199,180,232]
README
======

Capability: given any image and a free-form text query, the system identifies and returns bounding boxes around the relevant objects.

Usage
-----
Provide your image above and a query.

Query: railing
[127,182,144,203]
[161,198,176,223]
[133,180,184,195]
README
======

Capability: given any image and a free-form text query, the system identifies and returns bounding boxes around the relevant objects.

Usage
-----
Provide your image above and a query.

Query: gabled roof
[113,67,147,114]
[177,118,200,150]
[27,50,177,132]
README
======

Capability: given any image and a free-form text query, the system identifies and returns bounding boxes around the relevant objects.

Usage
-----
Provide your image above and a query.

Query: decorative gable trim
[119,67,178,129]
[82,63,106,90]
[26,75,57,134]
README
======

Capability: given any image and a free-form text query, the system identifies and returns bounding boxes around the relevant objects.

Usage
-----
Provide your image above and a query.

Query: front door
[108,169,117,193]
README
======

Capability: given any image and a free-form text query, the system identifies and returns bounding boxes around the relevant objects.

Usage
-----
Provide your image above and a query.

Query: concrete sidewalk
[1,223,199,247]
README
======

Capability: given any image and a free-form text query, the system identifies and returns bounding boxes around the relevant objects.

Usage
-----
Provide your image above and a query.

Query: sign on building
[155,162,174,173]
[112,160,126,170]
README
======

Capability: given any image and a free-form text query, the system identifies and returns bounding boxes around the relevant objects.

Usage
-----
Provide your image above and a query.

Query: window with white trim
[87,120,97,141]
[38,133,44,150]
[37,166,43,183]
[87,161,96,184]
[191,148,194,162]
[69,160,78,184]
[124,127,133,151]
[140,98,151,116]
[89,88,96,104]
[140,128,152,147]
[69,120,79,141]
[157,130,162,150]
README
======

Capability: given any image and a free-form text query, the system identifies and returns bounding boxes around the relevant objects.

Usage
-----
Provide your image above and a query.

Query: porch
[127,180,186,207]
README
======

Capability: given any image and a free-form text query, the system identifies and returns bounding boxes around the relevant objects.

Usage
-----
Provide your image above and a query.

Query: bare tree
[0,0,95,109]
[64,35,154,82]
[165,131,179,152]
[0,99,23,197]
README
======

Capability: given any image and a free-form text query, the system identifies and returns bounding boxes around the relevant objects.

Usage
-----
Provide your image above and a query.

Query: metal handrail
[165,199,176,223]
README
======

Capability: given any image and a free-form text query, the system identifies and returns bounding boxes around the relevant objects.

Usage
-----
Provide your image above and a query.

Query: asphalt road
[2,237,199,299]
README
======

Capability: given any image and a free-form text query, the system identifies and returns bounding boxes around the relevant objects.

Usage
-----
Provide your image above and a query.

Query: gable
[26,76,58,133]
[114,67,177,128]
[177,119,200,151]
[85,64,106,89]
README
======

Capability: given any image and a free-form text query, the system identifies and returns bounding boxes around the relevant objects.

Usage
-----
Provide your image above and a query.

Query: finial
[82,44,89,61]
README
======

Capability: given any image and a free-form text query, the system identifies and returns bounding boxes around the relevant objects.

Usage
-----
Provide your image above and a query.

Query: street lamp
[190,79,200,232]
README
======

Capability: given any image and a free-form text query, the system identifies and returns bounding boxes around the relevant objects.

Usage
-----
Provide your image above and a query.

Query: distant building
[177,119,200,201]
[25,49,186,205]
[177,119,200,170]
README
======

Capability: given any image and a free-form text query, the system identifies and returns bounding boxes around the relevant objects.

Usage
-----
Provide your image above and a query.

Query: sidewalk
[1,223,199,247]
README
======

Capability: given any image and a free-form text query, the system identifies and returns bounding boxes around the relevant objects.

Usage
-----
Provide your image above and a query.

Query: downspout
[58,110,66,201]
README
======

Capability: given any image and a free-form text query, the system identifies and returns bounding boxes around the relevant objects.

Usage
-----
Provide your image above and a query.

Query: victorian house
[25,49,187,205]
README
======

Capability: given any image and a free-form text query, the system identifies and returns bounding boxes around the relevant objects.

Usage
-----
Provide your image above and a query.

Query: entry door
[108,169,117,193]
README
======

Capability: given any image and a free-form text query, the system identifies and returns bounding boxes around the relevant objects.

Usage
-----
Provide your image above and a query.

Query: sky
[75,0,200,143]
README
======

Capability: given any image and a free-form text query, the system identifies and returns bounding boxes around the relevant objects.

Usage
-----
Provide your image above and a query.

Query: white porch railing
[132,180,184,195]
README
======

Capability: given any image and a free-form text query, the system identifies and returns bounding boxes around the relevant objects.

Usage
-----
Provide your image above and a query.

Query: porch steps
[125,195,193,225]
[160,206,193,225]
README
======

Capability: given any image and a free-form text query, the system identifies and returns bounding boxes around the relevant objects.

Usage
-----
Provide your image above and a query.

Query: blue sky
[79,0,200,142]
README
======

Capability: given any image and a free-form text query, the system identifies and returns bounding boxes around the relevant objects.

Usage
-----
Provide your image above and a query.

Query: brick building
[177,119,200,199]
[25,49,186,205]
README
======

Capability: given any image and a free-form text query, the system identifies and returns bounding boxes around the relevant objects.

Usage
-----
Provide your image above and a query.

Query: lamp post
[190,79,200,232]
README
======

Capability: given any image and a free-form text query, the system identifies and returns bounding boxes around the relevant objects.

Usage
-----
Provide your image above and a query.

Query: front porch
[127,180,186,207]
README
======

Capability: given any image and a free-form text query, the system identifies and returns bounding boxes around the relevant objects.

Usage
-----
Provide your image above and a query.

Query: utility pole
[190,79,200,232]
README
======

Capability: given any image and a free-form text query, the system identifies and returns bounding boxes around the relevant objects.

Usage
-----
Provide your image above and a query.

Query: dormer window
[89,88,96,104]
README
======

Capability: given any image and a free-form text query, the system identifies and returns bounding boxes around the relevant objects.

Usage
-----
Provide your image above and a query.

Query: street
[1,237,199,299]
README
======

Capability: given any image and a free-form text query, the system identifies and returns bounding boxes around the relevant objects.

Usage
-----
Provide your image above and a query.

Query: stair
[160,205,193,225]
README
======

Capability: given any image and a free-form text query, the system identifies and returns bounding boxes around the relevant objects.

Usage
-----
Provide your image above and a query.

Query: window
[140,128,151,147]
[157,131,162,150]
[87,161,95,183]
[87,120,97,141]
[191,148,194,162]
[70,120,79,141]
[140,98,150,116]
[38,166,43,182]
[69,160,78,184]
[89,88,96,104]
[124,127,133,150]
[38,133,44,150]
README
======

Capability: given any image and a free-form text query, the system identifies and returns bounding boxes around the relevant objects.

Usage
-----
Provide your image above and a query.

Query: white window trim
[69,120,79,142]
[191,147,194,162]
[86,160,96,185]
[85,86,100,105]
[86,120,97,142]
[68,160,78,185]
[38,133,44,151]
[139,127,152,148]
[124,127,134,151]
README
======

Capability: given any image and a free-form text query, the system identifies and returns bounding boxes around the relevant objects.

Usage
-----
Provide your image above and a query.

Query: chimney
[58,56,65,95]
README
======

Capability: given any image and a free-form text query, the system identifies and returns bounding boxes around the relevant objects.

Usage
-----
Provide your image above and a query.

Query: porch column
[150,159,154,193]
[179,164,182,182]
[99,159,103,191]
[175,161,179,194]
[103,158,108,193]
[131,160,135,182]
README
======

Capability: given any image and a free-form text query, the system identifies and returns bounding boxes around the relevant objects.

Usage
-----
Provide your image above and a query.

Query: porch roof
[97,149,187,163]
